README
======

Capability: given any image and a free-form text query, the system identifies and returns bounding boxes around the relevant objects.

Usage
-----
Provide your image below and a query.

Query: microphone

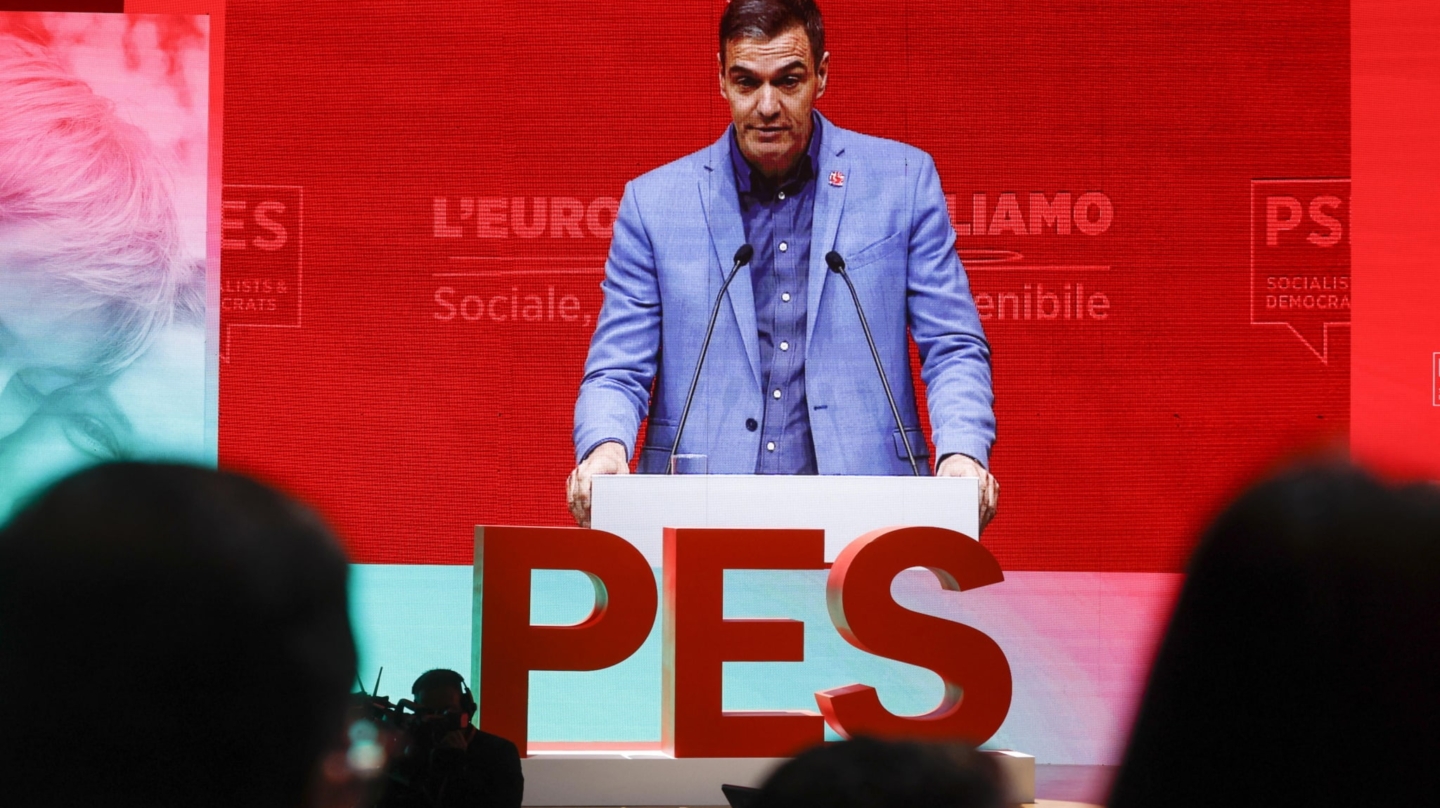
[668,244,754,473]
[826,250,920,476]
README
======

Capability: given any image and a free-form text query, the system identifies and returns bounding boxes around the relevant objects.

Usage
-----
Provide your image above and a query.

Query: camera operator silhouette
[377,669,523,808]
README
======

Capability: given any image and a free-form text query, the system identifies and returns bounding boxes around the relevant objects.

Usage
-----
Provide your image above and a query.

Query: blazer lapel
[700,128,761,388]
[807,114,848,349]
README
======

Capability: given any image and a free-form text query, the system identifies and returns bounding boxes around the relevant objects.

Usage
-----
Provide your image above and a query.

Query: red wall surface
[214,0,1349,571]
[1352,0,1440,481]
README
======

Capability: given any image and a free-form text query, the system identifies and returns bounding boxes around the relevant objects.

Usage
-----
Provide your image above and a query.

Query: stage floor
[563,802,1100,808]
[544,765,1114,808]
[1035,764,1115,805]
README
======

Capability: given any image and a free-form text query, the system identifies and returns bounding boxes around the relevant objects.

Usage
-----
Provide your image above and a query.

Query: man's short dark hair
[719,0,826,67]
[0,463,356,808]
[753,736,1005,808]
[412,668,468,698]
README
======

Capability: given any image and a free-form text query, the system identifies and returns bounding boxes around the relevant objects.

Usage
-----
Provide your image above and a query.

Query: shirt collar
[729,111,824,197]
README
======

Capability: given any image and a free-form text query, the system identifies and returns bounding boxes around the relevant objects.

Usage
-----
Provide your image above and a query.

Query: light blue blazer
[574,113,995,475]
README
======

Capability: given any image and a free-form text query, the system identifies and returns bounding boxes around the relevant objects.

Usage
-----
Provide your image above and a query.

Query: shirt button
[779,241,788,252]
[767,441,777,452]
[745,418,758,432]
[782,292,792,302]
[773,389,782,399]
[780,341,790,351]
[778,191,787,200]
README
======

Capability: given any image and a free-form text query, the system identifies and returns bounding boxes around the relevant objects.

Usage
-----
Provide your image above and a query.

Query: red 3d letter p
[817,526,1012,743]
[474,526,656,755]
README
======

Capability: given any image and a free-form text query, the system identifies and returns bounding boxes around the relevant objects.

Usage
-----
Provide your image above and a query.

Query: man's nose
[756,84,781,117]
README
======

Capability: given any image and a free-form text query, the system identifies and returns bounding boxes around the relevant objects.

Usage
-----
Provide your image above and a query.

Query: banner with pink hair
[0,11,215,521]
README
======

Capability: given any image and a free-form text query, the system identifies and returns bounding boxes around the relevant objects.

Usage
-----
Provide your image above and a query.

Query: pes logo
[475,525,1011,758]
[1251,179,1350,363]
[219,185,304,360]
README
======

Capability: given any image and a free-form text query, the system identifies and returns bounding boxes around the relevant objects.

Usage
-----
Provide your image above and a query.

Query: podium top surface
[591,474,980,565]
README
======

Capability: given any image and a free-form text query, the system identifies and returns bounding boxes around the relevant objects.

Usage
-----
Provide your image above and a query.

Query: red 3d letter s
[817,525,1012,743]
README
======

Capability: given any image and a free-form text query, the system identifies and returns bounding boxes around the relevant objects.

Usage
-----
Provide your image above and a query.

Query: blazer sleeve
[573,181,661,463]
[905,151,997,467]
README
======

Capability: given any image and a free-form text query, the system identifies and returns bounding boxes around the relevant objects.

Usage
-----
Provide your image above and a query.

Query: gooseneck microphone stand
[667,244,755,474]
[825,250,921,476]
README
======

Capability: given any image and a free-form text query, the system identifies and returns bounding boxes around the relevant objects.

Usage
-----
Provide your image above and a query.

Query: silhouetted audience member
[1110,463,1440,808]
[751,736,1006,808]
[377,668,523,808]
[0,463,358,808]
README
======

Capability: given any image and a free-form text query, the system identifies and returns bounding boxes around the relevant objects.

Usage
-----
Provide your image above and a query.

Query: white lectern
[592,474,980,565]
[518,474,1033,807]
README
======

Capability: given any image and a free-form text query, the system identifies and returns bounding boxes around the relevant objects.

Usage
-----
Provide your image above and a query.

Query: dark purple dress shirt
[729,116,825,474]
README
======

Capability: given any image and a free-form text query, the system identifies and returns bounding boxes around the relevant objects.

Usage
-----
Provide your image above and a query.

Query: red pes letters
[475,525,1012,757]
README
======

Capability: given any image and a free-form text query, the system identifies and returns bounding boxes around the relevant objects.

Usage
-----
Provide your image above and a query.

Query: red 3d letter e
[662,527,826,757]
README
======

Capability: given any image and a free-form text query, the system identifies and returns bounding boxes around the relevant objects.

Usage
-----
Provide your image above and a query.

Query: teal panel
[349,564,473,700]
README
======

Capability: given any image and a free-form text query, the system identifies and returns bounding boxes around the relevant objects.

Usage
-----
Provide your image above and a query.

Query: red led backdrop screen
[215,0,1348,572]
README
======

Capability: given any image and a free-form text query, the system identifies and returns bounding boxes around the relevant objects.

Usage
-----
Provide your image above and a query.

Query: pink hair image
[0,32,187,375]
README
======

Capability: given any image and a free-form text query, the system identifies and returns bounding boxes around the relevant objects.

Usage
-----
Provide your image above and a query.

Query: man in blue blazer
[568,0,997,529]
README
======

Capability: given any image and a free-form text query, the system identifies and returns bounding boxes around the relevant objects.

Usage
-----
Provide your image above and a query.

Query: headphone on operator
[411,668,477,717]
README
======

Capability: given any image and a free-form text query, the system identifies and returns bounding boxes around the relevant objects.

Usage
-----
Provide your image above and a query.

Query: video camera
[351,693,467,750]
[347,670,474,808]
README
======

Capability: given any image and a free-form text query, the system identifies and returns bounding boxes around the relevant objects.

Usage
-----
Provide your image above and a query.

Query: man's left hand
[936,454,998,533]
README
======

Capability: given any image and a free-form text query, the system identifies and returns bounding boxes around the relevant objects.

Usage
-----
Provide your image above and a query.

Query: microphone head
[825,250,845,273]
[734,244,755,267]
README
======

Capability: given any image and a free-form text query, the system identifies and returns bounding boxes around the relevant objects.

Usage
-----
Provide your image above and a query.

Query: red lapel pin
[829,171,845,187]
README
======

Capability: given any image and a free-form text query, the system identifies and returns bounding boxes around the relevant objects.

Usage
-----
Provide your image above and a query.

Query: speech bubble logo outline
[218,184,304,361]
[1250,178,1350,364]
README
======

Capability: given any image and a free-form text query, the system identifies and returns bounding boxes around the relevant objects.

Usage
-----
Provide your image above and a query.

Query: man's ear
[816,51,830,99]
[717,51,726,98]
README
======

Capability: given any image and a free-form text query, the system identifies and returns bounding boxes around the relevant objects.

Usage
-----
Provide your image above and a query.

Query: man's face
[416,685,465,717]
[719,26,828,180]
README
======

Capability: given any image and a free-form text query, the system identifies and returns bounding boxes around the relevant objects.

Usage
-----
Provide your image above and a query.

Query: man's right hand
[566,441,629,527]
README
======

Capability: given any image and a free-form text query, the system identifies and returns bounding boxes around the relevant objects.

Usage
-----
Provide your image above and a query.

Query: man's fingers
[570,451,629,528]
[575,474,592,527]
[982,474,995,506]
[566,470,579,505]
[979,472,999,530]
[566,467,593,527]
